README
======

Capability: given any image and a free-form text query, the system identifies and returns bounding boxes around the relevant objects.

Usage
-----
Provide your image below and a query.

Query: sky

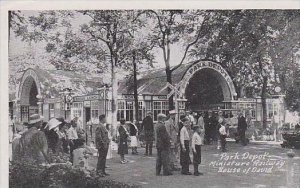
[9,10,188,71]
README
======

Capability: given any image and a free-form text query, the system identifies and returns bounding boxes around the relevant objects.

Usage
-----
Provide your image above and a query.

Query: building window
[72,102,83,119]
[268,103,273,119]
[162,101,169,116]
[145,101,152,115]
[117,101,125,121]
[153,101,169,121]
[21,106,29,122]
[126,101,134,122]
[91,109,99,124]
[49,103,55,118]
[138,101,143,121]
[117,101,134,122]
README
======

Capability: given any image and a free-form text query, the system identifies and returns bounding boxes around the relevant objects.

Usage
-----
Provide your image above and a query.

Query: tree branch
[171,15,209,72]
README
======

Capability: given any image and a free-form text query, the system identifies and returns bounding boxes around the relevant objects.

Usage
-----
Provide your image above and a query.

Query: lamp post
[63,88,73,120]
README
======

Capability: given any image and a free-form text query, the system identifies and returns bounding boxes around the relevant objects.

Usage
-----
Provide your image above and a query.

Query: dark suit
[141,115,154,155]
[205,116,216,144]
[95,123,110,173]
[156,121,171,175]
[238,116,247,146]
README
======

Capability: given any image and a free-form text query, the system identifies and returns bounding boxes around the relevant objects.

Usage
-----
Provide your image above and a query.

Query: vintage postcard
[1,1,300,188]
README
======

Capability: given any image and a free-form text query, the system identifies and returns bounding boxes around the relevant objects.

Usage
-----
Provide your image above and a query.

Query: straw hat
[169,110,177,115]
[28,114,43,125]
[157,113,167,121]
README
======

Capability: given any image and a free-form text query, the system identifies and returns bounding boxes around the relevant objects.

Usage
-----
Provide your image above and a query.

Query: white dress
[106,130,113,159]
[130,123,138,147]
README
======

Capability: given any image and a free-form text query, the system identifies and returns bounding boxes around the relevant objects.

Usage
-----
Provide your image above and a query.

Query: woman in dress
[106,124,113,159]
[118,119,129,163]
[129,121,139,155]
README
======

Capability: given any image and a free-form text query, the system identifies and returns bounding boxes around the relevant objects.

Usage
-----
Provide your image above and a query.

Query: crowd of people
[10,108,249,178]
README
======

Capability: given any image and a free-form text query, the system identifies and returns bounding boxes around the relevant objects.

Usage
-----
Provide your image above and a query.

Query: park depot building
[10,60,285,129]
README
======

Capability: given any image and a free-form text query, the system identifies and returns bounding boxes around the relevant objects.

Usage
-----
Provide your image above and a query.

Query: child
[219,119,227,152]
[180,117,192,175]
[192,125,204,176]
[73,139,93,171]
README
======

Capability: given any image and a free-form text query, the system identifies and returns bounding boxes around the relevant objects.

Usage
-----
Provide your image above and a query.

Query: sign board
[74,95,100,102]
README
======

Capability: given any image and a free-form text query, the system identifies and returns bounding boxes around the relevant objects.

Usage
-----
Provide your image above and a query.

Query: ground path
[88,141,300,188]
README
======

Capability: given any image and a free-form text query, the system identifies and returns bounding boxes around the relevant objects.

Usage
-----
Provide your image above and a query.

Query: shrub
[10,161,141,188]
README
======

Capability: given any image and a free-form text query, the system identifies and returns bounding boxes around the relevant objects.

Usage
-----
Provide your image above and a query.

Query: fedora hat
[28,114,43,125]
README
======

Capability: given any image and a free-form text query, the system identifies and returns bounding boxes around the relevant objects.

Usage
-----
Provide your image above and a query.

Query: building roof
[118,61,196,95]
[12,67,104,101]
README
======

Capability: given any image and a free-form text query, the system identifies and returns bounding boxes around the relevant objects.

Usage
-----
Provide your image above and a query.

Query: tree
[192,10,300,129]
[142,10,214,110]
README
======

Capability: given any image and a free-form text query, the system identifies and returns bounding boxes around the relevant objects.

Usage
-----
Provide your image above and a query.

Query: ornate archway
[18,69,42,122]
[180,61,237,110]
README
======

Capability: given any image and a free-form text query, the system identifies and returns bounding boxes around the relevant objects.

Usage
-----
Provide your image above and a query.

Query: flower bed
[10,160,141,188]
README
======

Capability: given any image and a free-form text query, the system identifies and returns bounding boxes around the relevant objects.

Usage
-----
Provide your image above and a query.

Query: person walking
[180,117,192,175]
[141,112,154,156]
[156,113,172,176]
[237,111,248,146]
[165,110,180,171]
[118,119,129,163]
[129,120,139,155]
[14,114,50,164]
[191,125,204,176]
[95,114,110,176]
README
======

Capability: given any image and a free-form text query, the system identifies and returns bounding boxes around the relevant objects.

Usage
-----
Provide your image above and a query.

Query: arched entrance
[18,69,42,122]
[180,61,237,111]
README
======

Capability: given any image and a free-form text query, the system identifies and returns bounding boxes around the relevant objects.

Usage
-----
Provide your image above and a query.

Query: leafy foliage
[10,160,141,188]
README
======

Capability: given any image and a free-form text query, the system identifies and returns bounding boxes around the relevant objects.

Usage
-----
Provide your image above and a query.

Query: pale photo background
[1,1,299,188]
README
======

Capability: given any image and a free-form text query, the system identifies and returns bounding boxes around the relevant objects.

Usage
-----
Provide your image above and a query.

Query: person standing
[197,112,205,130]
[180,117,192,175]
[106,124,113,159]
[141,112,154,156]
[67,121,79,163]
[156,113,172,176]
[204,110,214,144]
[129,121,139,155]
[191,125,204,176]
[95,114,110,176]
[118,119,129,163]
[238,111,248,146]
[187,111,196,129]
[219,119,228,152]
[14,114,50,164]
[165,110,180,171]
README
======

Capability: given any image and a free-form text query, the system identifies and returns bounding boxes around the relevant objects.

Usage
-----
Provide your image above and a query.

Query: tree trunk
[133,52,139,126]
[261,76,268,130]
[111,60,118,130]
[166,68,174,110]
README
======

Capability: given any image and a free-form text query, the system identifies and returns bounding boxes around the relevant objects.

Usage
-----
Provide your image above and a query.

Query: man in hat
[141,112,154,156]
[155,113,172,176]
[95,114,110,176]
[14,114,50,164]
[165,110,180,171]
